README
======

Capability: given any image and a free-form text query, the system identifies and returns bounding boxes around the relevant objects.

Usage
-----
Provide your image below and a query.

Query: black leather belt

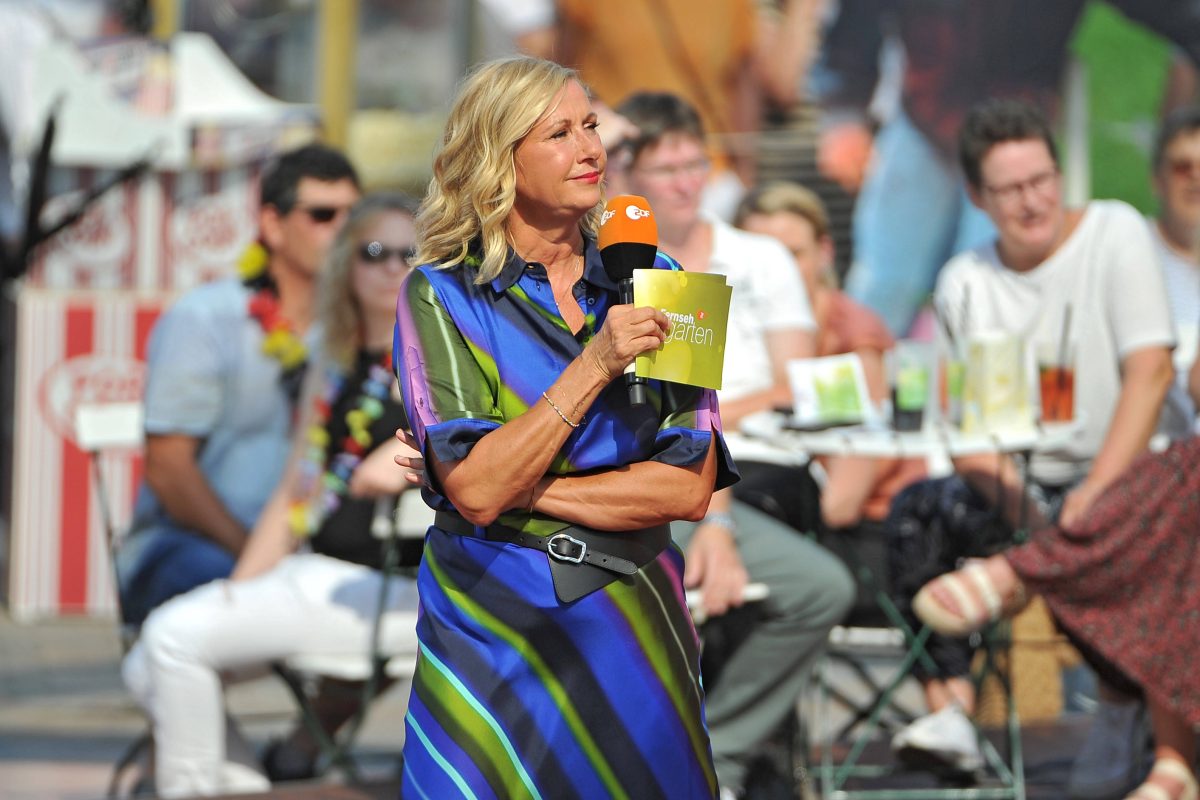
[434,510,671,603]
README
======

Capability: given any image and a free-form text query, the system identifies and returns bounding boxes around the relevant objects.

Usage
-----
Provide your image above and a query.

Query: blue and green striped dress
[393,240,737,799]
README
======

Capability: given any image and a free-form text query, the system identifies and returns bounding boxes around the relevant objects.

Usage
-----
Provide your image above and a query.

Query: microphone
[598,194,658,405]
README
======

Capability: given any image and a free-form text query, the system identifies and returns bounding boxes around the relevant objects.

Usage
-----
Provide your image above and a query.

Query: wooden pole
[149,0,178,41]
[316,0,359,148]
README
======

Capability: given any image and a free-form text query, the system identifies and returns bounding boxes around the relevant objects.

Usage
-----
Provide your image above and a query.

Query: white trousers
[122,553,420,798]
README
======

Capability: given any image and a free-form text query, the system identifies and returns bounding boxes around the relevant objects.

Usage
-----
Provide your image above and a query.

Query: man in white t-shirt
[885,100,1176,797]
[615,91,855,800]
[1149,107,1200,433]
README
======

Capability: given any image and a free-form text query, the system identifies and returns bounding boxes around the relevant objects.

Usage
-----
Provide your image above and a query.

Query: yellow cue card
[632,270,732,390]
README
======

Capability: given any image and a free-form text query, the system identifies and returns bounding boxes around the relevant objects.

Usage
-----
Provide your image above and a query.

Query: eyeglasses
[295,205,351,224]
[983,169,1060,206]
[1167,158,1200,179]
[357,241,417,266]
[633,158,711,181]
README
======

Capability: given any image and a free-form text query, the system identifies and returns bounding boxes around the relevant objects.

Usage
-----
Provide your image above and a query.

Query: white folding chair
[75,401,145,609]
[75,402,153,798]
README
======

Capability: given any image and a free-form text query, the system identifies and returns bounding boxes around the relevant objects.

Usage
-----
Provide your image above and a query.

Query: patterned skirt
[1007,435,1200,726]
[399,528,718,800]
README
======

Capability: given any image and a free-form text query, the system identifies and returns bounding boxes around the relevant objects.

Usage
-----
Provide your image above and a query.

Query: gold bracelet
[541,390,584,428]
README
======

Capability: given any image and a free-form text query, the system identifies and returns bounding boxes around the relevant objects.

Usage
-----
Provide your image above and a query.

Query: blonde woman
[394,57,736,798]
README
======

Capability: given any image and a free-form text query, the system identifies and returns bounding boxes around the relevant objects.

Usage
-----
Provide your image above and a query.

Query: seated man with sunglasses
[115,144,361,626]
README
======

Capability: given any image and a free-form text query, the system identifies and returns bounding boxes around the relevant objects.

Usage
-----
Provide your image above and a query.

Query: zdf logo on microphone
[600,209,615,225]
[625,204,651,220]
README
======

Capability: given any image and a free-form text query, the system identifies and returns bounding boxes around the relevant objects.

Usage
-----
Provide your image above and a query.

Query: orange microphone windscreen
[598,195,658,250]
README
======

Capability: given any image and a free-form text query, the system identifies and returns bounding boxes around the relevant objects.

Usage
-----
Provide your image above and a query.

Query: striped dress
[393,241,737,799]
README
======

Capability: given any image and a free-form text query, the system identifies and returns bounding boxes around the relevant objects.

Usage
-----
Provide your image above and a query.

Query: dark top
[814,0,1200,156]
[309,349,422,569]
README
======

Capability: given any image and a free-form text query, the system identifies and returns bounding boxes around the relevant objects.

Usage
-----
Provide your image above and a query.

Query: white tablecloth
[739,411,1085,464]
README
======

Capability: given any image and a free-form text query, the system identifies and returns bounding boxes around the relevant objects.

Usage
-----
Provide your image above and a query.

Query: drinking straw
[933,299,958,355]
[960,284,971,345]
[1056,303,1072,403]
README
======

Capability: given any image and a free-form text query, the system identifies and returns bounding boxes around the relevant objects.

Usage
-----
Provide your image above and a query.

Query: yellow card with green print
[632,269,732,390]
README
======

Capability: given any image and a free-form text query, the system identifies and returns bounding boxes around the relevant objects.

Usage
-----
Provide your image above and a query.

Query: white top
[702,216,816,464]
[474,0,554,35]
[935,201,1176,485]
[1150,220,1200,434]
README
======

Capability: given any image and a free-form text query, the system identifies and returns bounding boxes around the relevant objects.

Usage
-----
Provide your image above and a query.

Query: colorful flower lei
[239,241,308,395]
[247,289,308,370]
[287,352,394,537]
[237,240,270,282]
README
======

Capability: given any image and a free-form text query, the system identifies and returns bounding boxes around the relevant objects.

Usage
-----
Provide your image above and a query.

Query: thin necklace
[552,253,583,304]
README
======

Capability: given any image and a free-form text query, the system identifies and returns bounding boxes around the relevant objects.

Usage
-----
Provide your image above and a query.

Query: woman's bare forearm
[529,440,718,531]
[231,482,297,581]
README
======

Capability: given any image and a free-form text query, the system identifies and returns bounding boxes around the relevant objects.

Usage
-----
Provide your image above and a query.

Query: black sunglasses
[358,241,418,265]
[296,205,348,224]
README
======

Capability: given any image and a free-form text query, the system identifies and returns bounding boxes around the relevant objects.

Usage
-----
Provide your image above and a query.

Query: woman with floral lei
[122,193,423,799]
[116,143,359,628]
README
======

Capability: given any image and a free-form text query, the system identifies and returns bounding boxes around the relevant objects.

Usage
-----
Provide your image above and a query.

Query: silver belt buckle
[547,532,587,564]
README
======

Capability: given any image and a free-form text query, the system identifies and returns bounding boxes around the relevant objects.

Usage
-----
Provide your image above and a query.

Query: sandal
[912,558,1027,637]
[1126,758,1199,800]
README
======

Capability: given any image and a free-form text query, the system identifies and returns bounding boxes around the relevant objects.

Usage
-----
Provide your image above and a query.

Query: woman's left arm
[232,478,298,580]
[528,434,720,530]
[348,433,419,498]
[230,355,325,581]
[1061,345,1174,527]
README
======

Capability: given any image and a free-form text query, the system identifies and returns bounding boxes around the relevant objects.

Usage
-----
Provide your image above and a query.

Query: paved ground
[0,612,409,800]
[0,611,1095,799]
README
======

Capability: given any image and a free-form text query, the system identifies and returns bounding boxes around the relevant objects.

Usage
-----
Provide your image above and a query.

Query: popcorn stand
[7,33,315,620]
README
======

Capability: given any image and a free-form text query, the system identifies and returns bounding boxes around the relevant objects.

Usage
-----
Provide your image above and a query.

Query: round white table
[738,410,1085,464]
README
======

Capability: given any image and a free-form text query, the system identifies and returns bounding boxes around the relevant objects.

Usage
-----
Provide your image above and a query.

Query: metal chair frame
[810,450,1036,800]
[74,403,152,798]
[80,402,423,796]
[812,576,1026,799]
[272,495,422,782]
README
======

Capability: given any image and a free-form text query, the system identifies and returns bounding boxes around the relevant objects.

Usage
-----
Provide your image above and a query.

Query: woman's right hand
[582,304,670,381]
[392,428,426,488]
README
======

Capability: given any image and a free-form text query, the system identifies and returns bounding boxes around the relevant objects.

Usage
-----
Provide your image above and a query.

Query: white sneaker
[891,704,985,773]
[1066,699,1152,800]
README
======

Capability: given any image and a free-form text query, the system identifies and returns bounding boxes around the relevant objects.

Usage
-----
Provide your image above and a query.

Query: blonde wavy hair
[318,192,420,370]
[416,56,604,284]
